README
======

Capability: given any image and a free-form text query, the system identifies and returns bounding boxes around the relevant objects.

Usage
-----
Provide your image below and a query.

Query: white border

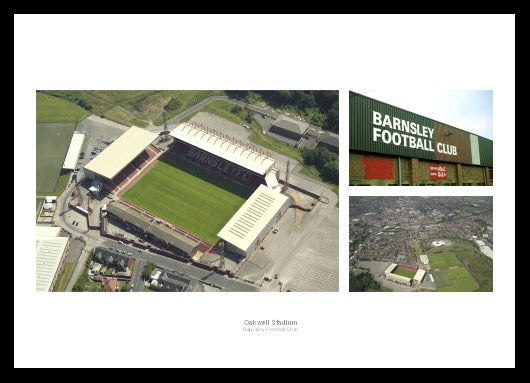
[15,14,515,368]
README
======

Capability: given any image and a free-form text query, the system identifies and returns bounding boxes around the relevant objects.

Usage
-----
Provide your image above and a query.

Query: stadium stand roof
[170,123,275,176]
[413,269,426,283]
[36,226,68,292]
[106,202,198,255]
[63,132,85,169]
[271,116,309,136]
[385,263,397,275]
[84,126,158,180]
[217,184,289,252]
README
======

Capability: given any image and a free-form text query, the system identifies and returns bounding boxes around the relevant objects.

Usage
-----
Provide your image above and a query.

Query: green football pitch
[391,267,417,279]
[36,122,77,193]
[122,155,252,244]
[436,267,479,292]
[428,252,461,269]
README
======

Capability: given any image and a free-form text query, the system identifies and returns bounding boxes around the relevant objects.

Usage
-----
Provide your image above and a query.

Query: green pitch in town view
[122,155,252,244]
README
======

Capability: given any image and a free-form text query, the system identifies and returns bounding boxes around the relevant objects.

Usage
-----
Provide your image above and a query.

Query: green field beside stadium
[36,92,90,193]
[435,267,479,292]
[428,252,461,269]
[36,92,90,123]
[122,155,252,244]
[36,122,77,192]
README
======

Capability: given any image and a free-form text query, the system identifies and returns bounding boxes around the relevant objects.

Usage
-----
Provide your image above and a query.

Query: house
[102,278,118,292]
[150,270,190,292]
[93,247,132,272]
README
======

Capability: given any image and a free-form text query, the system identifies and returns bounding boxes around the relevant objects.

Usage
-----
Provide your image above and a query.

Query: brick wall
[349,150,493,186]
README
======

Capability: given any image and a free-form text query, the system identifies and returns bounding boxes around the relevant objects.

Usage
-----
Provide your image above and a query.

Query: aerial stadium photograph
[35,90,340,293]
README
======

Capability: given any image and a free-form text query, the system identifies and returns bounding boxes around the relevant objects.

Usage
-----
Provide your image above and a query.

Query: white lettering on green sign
[372,111,457,156]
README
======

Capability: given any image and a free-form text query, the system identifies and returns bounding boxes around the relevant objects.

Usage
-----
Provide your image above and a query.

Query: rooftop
[271,116,309,135]
[170,122,275,176]
[84,126,158,180]
[106,202,198,254]
[217,184,289,252]
[63,132,85,170]
[36,230,69,292]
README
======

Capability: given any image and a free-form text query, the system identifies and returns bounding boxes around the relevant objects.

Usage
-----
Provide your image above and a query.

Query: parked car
[273,228,278,234]
[260,245,265,250]
[72,220,76,225]
[75,221,79,226]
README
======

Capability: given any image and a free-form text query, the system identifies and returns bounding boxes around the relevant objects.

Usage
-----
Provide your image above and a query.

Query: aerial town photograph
[35,90,339,293]
[349,196,493,292]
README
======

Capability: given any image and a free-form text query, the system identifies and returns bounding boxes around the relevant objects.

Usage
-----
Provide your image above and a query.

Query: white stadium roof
[63,132,85,169]
[217,184,288,252]
[36,226,68,292]
[84,126,158,180]
[413,269,426,282]
[170,122,275,176]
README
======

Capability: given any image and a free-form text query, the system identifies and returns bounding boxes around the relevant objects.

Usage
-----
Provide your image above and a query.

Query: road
[145,95,279,133]
[101,240,258,292]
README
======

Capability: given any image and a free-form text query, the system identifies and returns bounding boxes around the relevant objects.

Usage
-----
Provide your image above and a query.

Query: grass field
[391,267,417,279]
[36,122,77,192]
[122,155,252,244]
[52,262,75,292]
[428,252,461,269]
[432,267,479,292]
[431,270,452,288]
[36,92,90,123]
[36,92,90,193]
[437,267,479,292]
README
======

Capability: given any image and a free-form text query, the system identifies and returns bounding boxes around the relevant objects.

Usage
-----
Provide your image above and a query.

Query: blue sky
[356,90,493,140]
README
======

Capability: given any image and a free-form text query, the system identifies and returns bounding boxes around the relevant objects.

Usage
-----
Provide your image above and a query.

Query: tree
[142,262,156,280]
[231,105,242,114]
[321,160,339,184]
[349,272,381,292]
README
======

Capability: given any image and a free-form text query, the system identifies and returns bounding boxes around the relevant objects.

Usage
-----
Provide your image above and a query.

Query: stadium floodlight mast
[283,160,290,192]
[159,109,170,141]
[219,240,225,269]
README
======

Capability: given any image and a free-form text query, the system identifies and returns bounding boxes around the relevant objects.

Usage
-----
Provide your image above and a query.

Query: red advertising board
[429,164,447,180]
[363,156,394,180]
